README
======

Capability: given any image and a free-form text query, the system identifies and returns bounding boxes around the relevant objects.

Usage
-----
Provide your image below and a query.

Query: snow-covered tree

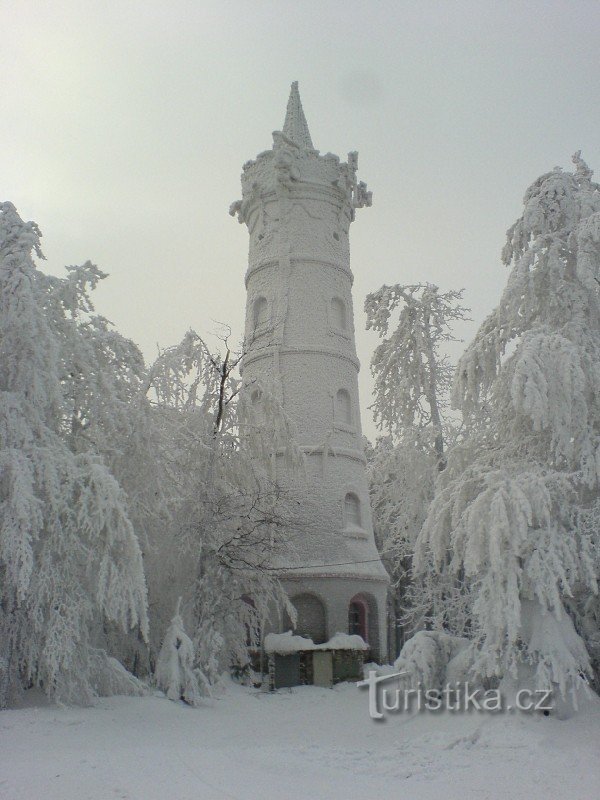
[365,283,468,470]
[416,154,600,702]
[48,261,162,678]
[0,202,148,706]
[0,201,306,704]
[144,328,303,686]
[365,284,469,654]
[155,598,205,706]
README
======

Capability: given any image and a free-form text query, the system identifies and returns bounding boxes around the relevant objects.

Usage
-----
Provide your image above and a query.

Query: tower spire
[282,81,314,150]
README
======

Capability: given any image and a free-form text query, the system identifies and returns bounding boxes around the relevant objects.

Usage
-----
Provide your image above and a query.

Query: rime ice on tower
[231,82,389,660]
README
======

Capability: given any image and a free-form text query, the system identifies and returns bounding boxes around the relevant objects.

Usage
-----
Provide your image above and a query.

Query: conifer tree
[155,598,204,706]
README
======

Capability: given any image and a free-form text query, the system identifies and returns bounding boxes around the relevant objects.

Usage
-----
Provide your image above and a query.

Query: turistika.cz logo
[357,671,554,720]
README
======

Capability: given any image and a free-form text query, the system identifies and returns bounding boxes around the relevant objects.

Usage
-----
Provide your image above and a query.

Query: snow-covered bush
[90,651,146,698]
[394,630,472,691]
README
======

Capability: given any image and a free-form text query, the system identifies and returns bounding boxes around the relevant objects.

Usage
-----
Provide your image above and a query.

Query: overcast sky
[3,1,599,438]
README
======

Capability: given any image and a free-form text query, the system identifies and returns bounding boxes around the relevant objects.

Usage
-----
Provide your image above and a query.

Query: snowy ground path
[2,681,599,800]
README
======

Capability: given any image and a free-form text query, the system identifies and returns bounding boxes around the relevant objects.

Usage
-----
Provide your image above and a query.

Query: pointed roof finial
[282,81,314,150]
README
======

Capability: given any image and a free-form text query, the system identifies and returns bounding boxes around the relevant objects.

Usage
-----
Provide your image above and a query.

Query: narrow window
[336,388,352,425]
[253,296,268,329]
[250,388,263,423]
[330,296,346,330]
[344,492,361,528]
[348,600,367,641]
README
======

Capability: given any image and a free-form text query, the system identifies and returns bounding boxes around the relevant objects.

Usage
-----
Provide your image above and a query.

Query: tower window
[330,297,346,330]
[336,388,352,425]
[348,599,367,641]
[344,492,361,528]
[253,296,269,330]
[250,388,264,423]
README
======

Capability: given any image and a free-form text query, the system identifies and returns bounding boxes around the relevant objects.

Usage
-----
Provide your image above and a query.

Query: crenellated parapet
[230,141,371,227]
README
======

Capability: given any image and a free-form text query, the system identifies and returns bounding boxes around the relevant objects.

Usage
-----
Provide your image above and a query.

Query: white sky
[3,1,599,439]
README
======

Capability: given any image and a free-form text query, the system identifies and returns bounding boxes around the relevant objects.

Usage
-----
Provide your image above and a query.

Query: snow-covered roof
[323,633,369,651]
[264,631,315,654]
[264,631,368,655]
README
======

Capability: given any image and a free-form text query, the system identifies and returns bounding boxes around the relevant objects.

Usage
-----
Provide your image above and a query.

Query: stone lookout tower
[230,82,389,660]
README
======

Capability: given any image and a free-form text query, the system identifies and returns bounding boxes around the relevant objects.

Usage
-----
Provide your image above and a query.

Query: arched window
[344,492,361,528]
[349,593,379,655]
[330,296,346,330]
[253,296,269,329]
[336,388,352,425]
[285,593,327,644]
[348,598,368,642]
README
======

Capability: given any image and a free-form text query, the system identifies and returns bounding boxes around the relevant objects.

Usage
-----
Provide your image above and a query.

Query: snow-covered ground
[2,681,599,800]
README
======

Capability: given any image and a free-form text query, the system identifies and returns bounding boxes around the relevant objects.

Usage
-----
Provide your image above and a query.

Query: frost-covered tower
[231,83,389,660]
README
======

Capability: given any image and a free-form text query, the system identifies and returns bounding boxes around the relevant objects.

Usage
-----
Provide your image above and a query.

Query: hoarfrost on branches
[143,326,306,686]
[416,154,600,701]
[365,284,469,654]
[366,283,468,470]
[0,202,148,706]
